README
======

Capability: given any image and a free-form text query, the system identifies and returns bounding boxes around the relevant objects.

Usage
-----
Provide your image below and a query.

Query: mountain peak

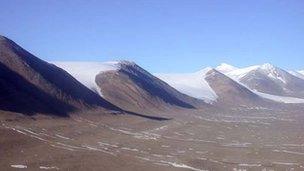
[0,35,5,40]
[115,60,138,69]
[0,35,11,45]
[196,67,213,75]
[216,63,238,73]
[260,63,277,70]
[218,63,236,68]
[117,60,136,65]
[256,63,288,84]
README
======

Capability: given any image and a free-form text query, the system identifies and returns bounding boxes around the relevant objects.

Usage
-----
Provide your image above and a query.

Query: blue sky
[0,0,303,72]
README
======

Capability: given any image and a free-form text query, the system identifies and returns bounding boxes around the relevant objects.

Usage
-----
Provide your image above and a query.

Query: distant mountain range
[218,63,304,99]
[54,60,304,109]
[157,63,304,104]
[0,35,303,117]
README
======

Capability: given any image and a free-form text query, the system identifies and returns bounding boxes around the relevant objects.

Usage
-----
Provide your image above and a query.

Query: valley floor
[1,107,304,171]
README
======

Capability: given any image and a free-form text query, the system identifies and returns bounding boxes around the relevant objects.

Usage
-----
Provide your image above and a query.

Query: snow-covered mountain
[220,63,286,82]
[204,69,262,106]
[52,61,203,114]
[53,60,304,105]
[218,63,304,99]
[156,67,264,106]
[157,63,304,104]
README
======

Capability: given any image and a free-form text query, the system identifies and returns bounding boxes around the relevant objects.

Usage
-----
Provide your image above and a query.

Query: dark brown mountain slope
[95,61,204,114]
[205,69,264,106]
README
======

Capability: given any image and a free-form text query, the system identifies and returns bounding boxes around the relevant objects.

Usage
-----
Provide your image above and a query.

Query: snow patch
[233,168,247,171]
[121,147,139,152]
[55,134,71,140]
[273,149,304,155]
[222,142,251,148]
[238,163,262,167]
[39,166,59,170]
[160,161,207,171]
[11,165,27,169]
[272,162,299,166]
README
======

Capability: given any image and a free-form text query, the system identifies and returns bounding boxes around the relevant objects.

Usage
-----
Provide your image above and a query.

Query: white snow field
[52,61,121,95]
[156,67,218,103]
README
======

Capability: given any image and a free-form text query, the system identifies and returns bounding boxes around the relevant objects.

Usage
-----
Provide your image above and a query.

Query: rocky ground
[1,106,304,171]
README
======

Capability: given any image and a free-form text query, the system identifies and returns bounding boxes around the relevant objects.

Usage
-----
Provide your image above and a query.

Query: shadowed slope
[0,63,73,116]
[0,35,120,115]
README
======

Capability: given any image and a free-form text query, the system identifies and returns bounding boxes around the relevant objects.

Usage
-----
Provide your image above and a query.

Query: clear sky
[0,0,303,72]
